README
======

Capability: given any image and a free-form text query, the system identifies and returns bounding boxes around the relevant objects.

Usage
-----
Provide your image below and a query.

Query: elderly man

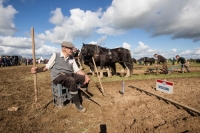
[31,41,90,112]
[175,55,190,73]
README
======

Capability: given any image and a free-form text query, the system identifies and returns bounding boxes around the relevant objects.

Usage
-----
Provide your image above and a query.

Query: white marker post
[119,79,125,95]
[122,79,125,95]
[156,79,174,94]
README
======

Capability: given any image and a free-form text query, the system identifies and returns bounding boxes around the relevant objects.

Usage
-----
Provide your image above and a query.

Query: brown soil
[0,65,200,133]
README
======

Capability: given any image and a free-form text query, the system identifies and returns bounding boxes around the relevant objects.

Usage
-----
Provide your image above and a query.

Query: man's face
[154,55,157,58]
[64,47,73,55]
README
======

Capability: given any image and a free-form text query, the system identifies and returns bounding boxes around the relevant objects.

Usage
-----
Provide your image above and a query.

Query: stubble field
[0,63,200,133]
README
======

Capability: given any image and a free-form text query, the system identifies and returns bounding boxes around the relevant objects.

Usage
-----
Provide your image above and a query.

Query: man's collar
[60,51,69,59]
[60,51,64,57]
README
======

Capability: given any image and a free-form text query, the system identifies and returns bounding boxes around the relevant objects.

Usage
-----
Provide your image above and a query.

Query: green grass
[92,71,200,82]
[91,63,200,82]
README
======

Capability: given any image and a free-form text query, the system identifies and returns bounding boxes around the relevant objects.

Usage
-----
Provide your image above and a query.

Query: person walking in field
[72,47,82,70]
[0,56,2,67]
[172,57,176,65]
[30,41,90,112]
[154,54,168,74]
[175,55,190,73]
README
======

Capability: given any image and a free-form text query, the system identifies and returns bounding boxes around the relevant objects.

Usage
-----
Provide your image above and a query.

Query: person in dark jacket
[72,47,82,69]
[176,55,190,73]
[154,54,168,74]
[172,57,176,65]
[0,56,2,67]
[31,41,90,112]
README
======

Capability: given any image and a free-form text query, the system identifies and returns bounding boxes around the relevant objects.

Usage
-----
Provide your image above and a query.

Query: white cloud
[0,0,18,35]
[171,48,177,52]
[0,36,48,49]
[179,50,193,57]
[96,27,125,35]
[194,47,200,55]
[132,41,161,59]
[178,48,200,59]
[34,44,60,57]
[133,41,151,53]
[37,0,200,42]
[88,41,97,45]
[99,0,200,41]
[49,8,65,26]
[0,36,32,48]
[0,35,59,58]
[97,35,107,46]
[101,0,157,29]
[131,46,200,59]
[123,42,131,50]
[0,0,200,59]
[0,45,5,53]
[86,35,107,46]
[38,8,102,44]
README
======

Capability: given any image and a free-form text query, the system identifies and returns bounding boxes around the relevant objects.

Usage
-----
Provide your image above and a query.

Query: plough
[144,67,161,75]
[145,65,181,75]
[167,65,181,73]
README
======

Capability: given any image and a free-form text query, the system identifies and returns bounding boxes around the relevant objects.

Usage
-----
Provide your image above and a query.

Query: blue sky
[0,0,200,59]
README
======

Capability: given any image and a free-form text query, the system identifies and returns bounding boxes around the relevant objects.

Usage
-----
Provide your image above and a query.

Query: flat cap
[61,41,74,48]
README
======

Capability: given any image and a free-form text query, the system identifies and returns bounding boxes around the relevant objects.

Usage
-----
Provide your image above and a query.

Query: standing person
[72,47,82,69]
[138,58,143,65]
[3,57,8,67]
[30,41,90,112]
[172,57,176,65]
[175,55,190,73]
[154,54,168,74]
[0,56,2,67]
[72,48,81,68]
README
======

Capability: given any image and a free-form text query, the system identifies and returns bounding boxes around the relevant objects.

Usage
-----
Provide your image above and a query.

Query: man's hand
[31,67,37,74]
[31,66,46,73]
[76,70,90,84]
[84,75,90,84]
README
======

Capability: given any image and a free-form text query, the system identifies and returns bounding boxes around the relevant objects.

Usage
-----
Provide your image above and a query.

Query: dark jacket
[177,57,186,64]
[157,55,166,64]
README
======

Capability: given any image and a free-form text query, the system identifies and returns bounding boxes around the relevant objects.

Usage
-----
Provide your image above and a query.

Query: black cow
[196,59,200,63]
[143,57,155,65]
[137,58,143,65]
[81,44,133,78]
[148,58,155,65]
[132,58,137,64]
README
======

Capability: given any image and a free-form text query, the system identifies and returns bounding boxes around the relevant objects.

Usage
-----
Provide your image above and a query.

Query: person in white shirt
[30,41,90,112]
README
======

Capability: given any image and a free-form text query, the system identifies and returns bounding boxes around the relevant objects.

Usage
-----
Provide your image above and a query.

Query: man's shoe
[74,102,86,112]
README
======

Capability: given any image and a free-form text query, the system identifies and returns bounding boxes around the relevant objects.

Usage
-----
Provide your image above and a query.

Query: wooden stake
[31,27,38,103]
[92,57,105,96]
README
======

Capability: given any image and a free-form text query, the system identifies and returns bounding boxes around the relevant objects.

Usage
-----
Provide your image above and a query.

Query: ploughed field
[0,64,199,133]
